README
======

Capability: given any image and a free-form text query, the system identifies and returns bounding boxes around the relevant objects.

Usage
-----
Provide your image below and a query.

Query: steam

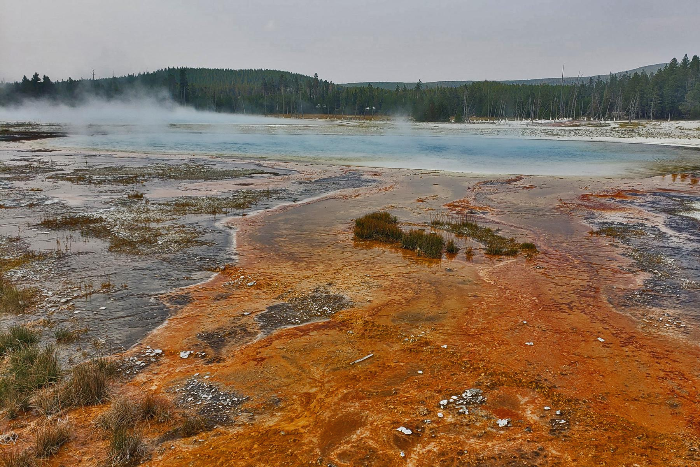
[0,88,287,126]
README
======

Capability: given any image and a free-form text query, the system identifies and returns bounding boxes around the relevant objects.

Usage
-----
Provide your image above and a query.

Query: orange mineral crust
[15,172,700,466]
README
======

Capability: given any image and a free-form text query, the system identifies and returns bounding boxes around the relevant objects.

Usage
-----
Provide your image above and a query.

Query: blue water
[46,120,700,176]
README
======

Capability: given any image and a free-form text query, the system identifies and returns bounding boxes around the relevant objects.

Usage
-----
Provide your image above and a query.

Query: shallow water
[45,119,700,177]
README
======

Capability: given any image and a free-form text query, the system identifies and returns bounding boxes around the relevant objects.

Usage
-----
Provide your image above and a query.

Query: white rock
[439,400,448,406]
[99,306,107,310]
[597,337,605,342]
[441,345,448,348]
[437,412,444,418]
[396,426,412,435]
[417,370,423,374]
[525,342,534,346]
[400,451,405,458]
[544,406,551,410]
[180,351,192,359]
[497,419,510,427]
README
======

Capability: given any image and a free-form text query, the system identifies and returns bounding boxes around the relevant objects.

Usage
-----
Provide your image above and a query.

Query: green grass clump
[401,230,445,258]
[0,278,37,314]
[34,419,72,458]
[0,326,40,355]
[445,240,459,255]
[0,345,61,417]
[354,212,403,242]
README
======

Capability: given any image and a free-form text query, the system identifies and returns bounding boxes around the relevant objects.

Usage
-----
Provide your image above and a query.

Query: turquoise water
[45,120,700,176]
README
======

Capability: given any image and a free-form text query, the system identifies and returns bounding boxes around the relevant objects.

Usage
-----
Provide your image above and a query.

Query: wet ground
[0,147,376,360]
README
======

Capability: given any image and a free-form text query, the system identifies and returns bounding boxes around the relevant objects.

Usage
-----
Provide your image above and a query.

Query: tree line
[1,54,699,121]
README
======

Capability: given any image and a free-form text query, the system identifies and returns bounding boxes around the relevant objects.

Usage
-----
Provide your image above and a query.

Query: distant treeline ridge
[1,54,699,121]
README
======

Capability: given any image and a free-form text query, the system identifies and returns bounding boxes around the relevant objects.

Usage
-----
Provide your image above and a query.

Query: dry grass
[34,418,71,458]
[0,449,36,467]
[179,414,211,438]
[63,358,115,406]
[107,428,148,467]
[96,394,171,432]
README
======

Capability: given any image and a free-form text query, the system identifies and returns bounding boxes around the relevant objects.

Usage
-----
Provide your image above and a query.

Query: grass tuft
[0,345,61,417]
[0,449,36,467]
[0,277,37,314]
[34,418,71,458]
[62,358,115,406]
[107,428,147,467]
[354,211,404,242]
[445,240,459,255]
[401,230,444,258]
[0,326,40,355]
[180,414,211,438]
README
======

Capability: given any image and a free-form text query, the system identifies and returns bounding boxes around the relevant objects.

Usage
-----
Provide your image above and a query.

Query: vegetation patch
[354,211,446,258]
[355,211,530,259]
[107,428,148,467]
[0,277,38,315]
[48,163,275,186]
[401,229,445,258]
[354,211,403,242]
[34,419,72,458]
[0,326,40,355]
[0,345,61,418]
[0,448,36,467]
[432,214,537,256]
[591,224,647,240]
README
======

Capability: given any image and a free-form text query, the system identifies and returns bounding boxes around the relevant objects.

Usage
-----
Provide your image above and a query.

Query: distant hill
[342,63,668,89]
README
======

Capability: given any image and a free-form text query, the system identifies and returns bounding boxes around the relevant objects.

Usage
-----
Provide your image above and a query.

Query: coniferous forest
[1,54,699,121]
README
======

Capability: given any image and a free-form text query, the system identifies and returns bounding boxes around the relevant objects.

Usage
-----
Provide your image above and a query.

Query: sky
[1,0,699,84]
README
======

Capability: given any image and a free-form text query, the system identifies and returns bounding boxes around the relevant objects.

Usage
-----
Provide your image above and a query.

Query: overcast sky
[1,0,699,84]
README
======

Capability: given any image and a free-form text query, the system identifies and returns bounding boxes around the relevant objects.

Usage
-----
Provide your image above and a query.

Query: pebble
[597,337,605,342]
[180,350,193,359]
[396,426,412,435]
[525,342,534,346]
[497,419,510,427]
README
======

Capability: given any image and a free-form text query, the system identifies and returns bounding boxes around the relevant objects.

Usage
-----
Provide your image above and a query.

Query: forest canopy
[1,54,699,121]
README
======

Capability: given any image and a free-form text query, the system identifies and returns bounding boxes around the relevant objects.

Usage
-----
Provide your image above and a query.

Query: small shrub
[34,419,71,458]
[354,212,403,242]
[0,326,40,355]
[107,428,147,467]
[0,449,36,467]
[445,240,459,254]
[96,396,141,432]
